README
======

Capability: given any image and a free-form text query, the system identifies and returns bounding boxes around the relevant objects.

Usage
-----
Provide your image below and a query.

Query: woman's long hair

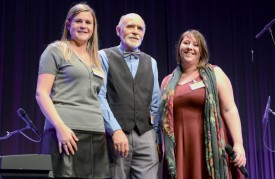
[54,3,102,70]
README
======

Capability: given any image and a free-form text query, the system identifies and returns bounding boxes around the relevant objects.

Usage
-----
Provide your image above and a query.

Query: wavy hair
[176,29,209,68]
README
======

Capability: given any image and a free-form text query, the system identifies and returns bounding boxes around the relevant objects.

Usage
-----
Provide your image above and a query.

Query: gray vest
[104,47,154,135]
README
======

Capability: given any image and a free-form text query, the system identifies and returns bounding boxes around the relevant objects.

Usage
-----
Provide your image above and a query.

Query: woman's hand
[56,125,79,155]
[232,143,246,168]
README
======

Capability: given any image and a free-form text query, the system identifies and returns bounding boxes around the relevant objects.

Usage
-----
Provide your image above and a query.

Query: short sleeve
[38,44,63,75]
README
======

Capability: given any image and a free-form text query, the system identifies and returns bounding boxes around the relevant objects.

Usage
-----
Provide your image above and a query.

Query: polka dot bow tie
[123,50,141,59]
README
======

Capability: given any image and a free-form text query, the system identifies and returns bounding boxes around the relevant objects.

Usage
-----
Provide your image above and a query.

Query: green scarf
[159,64,229,179]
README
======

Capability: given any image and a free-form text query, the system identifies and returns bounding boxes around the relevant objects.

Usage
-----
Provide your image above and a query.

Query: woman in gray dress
[36,3,110,178]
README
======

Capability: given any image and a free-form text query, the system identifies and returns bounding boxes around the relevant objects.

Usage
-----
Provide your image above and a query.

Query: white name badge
[92,68,104,79]
[189,81,205,90]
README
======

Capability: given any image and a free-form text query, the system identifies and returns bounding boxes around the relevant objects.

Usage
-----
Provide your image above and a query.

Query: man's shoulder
[140,51,150,56]
[141,52,156,64]
[139,51,153,59]
[100,46,117,52]
[99,46,117,57]
[99,46,121,57]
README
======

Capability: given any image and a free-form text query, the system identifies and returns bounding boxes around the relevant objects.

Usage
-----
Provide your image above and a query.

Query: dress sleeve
[38,44,63,75]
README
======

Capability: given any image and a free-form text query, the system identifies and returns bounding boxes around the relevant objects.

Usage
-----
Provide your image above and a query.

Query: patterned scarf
[159,64,229,179]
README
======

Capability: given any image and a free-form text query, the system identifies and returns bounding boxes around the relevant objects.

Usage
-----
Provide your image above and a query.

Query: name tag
[189,81,205,90]
[92,67,104,79]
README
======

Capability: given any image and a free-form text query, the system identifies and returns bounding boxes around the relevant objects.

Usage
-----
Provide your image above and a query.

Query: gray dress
[38,42,110,178]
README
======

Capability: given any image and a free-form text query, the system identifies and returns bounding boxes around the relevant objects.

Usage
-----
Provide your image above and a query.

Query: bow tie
[123,50,141,59]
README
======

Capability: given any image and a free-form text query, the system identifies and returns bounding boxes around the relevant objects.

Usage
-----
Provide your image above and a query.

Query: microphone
[225,145,248,177]
[263,96,271,124]
[17,108,41,138]
[256,19,275,39]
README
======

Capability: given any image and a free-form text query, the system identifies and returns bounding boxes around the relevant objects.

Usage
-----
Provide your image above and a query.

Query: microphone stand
[256,19,275,46]
[0,124,41,142]
[263,107,275,152]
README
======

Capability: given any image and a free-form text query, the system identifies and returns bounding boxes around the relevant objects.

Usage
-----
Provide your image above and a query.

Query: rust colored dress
[171,75,243,179]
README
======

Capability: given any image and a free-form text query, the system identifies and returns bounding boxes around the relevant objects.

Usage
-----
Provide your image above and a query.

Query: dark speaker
[0,154,53,178]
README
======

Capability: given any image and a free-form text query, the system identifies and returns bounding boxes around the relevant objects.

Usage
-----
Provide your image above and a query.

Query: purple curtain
[0,0,275,178]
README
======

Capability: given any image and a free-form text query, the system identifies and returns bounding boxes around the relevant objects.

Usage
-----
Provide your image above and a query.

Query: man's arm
[150,57,162,161]
[98,50,129,157]
[150,58,161,143]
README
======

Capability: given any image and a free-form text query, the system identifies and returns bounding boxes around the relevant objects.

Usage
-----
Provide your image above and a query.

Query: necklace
[76,52,93,67]
[178,70,199,85]
[78,57,94,96]
[68,43,93,67]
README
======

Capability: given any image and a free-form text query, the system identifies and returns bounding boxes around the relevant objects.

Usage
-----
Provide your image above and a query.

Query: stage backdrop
[0,0,275,178]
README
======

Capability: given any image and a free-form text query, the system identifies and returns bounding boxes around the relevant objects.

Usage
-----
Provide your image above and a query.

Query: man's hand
[112,130,129,157]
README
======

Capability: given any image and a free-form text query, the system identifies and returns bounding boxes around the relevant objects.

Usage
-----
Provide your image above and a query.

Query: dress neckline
[177,75,200,86]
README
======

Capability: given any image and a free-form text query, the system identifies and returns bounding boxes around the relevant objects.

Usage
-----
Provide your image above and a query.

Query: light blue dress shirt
[98,44,161,143]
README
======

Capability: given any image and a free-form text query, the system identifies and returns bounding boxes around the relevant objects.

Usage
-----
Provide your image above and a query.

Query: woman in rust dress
[160,30,246,179]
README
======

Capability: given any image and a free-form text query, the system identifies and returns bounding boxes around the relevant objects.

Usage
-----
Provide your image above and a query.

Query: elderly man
[98,13,161,179]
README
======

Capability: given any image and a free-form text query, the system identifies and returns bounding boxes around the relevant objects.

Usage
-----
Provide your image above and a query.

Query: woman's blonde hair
[53,3,101,70]
[176,29,209,68]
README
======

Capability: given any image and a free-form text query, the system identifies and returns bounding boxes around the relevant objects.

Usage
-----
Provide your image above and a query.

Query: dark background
[0,0,275,178]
